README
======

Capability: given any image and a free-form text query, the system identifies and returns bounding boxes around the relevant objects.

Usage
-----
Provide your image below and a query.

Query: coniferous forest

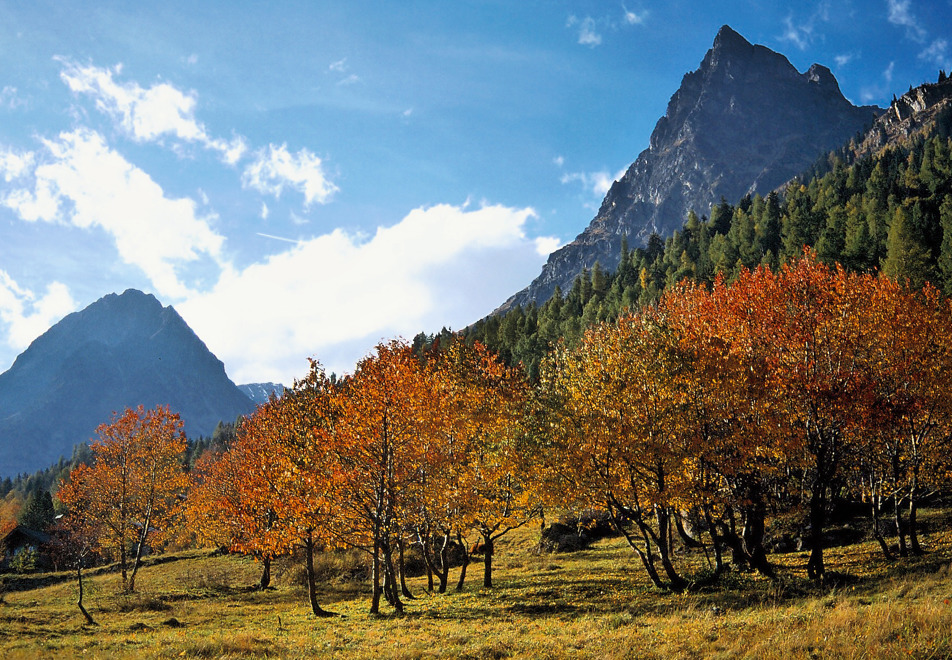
[463,115,952,380]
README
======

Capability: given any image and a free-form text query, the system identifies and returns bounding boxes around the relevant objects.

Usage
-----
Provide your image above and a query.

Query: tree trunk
[741,502,775,579]
[455,531,470,592]
[259,555,272,589]
[870,486,893,560]
[128,502,156,594]
[119,527,129,592]
[894,495,908,558]
[908,486,922,555]
[77,564,97,626]
[304,532,334,617]
[397,538,414,599]
[653,507,686,592]
[806,488,826,582]
[481,533,494,589]
[370,540,382,615]
[703,509,725,578]
[382,543,404,613]
[436,533,450,593]
[610,505,664,589]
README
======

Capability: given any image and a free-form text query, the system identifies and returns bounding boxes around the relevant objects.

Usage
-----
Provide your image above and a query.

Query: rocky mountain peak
[496,26,881,312]
[0,289,255,476]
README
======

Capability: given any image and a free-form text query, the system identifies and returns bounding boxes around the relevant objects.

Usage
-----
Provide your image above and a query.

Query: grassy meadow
[3,507,952,659]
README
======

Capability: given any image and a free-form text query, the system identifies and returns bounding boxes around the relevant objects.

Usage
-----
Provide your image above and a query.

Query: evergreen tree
[883,205,934,288]
[17,487,56,532]
[938,195,952,294]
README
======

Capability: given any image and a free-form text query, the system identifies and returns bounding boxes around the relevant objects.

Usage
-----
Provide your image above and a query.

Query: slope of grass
[2,513,952,659]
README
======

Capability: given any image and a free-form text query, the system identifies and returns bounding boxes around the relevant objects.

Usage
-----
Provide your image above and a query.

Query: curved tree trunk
[304,532,334,617]
[77,564,97,626]
[397,538,414,599]
[455,531,470,592]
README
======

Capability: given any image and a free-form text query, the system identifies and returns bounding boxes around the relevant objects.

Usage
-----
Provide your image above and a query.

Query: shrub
[10,546,37,574]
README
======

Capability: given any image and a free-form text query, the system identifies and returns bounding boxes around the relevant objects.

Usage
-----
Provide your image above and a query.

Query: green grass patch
[2,514,952,658]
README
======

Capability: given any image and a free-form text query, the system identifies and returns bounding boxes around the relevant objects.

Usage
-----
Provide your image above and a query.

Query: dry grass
[1,516,952,659]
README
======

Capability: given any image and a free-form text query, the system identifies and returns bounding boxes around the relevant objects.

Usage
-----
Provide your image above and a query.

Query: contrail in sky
[256,232,300,244]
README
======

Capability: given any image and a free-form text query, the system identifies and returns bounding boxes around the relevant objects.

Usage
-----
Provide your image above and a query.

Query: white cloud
[920,39,951,70]
[329,58,348,73]
[0,147,35,182]
[834,53,855,67]
[781,15,811,50]
[860,61,896,104]
[0,86,27,110]
[337,74,361,86]
[887,0,926,42]
[242,143,338,207]
[622,7,647,25]
[577,17,602,47]
[1,128,225,299]
[179,203,554,383]
[560,167,625,197]
[57,59,247,163]
[534,236,561,256]
[0,271,76,352]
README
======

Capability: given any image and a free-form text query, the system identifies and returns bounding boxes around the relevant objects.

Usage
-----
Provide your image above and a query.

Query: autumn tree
[437,340,537,589]
[328,341,437,614]
[58,406,188,592]
[190,373,340,617]
[858,278,952,557]
[538,311,694,591]
[662,278,787,579]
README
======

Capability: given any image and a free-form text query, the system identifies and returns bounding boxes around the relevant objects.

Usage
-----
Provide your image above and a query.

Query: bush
[10,546,37,574]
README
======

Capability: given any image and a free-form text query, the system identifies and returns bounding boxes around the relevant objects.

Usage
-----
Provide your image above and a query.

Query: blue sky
[0,1,950,385]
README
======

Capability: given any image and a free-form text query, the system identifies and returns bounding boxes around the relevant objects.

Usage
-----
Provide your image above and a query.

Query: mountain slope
[499,25,881,311]
[0,289,255,476]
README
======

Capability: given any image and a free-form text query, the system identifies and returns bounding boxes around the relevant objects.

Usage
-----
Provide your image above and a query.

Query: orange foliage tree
[538,310,694,590]
[328,341,437,615]
[435,340,537,590]
[189,369,340,617]
[58,406,187,592]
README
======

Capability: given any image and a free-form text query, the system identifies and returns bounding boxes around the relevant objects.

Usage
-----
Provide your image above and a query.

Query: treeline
[539,255,952,587]
[56,343,537,617]
[52,254,952,620]
[0,422,238,542]
[465,129,952,378]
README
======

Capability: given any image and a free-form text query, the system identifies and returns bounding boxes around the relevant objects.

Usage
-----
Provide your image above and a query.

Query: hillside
[0,290,254,476]
[2,509,951,658]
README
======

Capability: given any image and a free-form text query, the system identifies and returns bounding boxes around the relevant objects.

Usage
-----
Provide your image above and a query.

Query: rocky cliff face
[499,25,881,311]
[0,289,255,476]
[857,77,952,155]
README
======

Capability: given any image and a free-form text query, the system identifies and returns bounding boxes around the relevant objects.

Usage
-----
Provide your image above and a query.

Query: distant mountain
[238,382,287,405]
[499,25,881,311]
[0,289,255,476]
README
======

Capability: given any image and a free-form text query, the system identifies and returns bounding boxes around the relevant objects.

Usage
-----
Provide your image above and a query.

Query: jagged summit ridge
[498,26,881,312]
